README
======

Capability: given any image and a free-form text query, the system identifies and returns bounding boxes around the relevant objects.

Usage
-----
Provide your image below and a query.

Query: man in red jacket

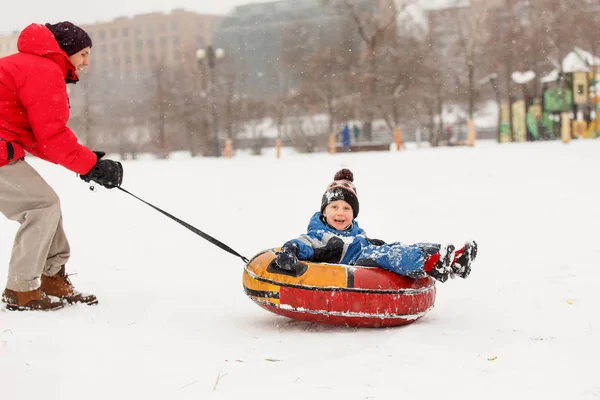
[0,22,123,311]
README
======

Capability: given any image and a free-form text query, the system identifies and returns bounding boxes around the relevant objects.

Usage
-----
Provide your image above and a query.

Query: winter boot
[41,266,98,305]
[424,244,456,283]
[451,241,478,279]
[2,288,64,311]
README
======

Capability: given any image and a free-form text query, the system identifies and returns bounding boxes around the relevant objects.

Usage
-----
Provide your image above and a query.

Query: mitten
[275,242,299,271]
[80,151,123,189]
[312,236,344,263]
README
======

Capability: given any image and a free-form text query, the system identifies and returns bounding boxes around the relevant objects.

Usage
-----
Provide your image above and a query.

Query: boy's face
[323,200,353,230]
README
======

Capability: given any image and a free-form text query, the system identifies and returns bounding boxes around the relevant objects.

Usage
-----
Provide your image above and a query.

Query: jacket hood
[17,23,79,83]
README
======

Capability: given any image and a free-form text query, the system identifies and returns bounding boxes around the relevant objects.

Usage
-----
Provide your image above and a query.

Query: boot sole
[456,241,478,278]
[62,296,99,306]
[5,302,65,311]
[65,299,99,306]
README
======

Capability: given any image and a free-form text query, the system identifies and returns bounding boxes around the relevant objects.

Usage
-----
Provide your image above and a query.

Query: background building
[82,10,222,80]
[213,0,359,97]
[0,33,18,57]
[0,10,222,80]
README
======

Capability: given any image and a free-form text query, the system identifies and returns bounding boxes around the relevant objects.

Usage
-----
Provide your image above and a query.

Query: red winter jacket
[0,23,96,174]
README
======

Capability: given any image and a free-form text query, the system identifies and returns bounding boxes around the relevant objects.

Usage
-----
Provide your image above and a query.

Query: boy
[275,169,477,282]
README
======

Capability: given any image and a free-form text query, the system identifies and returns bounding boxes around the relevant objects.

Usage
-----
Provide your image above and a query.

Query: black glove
[80,151,123,189]
[275,242,299,271]
[312,236,344,263]
[367,238,386,246]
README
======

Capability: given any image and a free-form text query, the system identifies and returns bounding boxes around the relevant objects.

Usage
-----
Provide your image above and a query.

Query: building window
[99,30,106,40]
[122,27,129,37]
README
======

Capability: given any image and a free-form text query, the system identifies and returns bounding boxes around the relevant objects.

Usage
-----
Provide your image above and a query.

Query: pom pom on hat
[321,169,359,218]
[334,168,354,182]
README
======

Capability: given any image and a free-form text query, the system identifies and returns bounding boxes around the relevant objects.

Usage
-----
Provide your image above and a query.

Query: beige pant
[0,159,70,291]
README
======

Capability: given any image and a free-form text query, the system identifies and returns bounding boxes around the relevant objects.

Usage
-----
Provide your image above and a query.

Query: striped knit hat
[321,169,359,218]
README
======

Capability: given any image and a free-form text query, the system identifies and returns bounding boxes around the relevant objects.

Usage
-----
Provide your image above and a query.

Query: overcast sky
[1,0,274,34]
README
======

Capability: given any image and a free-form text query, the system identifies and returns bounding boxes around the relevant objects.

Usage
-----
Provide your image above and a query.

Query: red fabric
[0,23,96,174]
[423,252,440,273]
[453,245,465,264]
[424,245,465,272]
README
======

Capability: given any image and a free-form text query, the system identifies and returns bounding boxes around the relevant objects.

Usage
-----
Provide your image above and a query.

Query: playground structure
[500,47,600,143]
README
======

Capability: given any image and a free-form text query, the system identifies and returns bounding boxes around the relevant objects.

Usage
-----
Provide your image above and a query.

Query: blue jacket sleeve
[285,238,315,260]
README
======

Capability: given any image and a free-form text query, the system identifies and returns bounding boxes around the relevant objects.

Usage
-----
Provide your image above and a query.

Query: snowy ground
[1,139,599,400]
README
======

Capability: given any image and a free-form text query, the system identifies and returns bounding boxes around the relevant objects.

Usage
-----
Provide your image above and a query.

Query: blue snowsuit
[284,212,435,278]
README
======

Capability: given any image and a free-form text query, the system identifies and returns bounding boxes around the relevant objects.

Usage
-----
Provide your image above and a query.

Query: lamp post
[196,45,225,157]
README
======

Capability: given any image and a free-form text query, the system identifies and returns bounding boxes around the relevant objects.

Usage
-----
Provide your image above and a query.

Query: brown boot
[41,266,98,305]
[2,288,64,311]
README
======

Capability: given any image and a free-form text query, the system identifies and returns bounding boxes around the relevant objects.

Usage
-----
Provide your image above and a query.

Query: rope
[116,186,249,264]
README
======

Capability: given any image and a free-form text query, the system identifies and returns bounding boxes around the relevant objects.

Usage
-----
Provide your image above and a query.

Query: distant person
[0,22,123,311]
[445,125,453,143]
[341,123,351,152]
[353,124,360,142]
[273,169,478,282]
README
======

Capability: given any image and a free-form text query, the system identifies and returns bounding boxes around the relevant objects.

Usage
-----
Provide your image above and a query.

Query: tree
[322,0,402,140]
[68,70,100,149]
[146,60,179,158]
[451,1,494,123]
[374,33,432,138]
[242,98,269,155]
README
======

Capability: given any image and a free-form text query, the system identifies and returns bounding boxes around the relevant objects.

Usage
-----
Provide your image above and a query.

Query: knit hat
[45,22,92,56]
[321,169,359,218]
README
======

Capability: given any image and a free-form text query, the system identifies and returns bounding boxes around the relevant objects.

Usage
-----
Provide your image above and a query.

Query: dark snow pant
[0,159,70,291]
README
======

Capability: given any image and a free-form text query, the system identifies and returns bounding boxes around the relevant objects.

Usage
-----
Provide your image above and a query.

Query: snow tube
[243,249,436,328]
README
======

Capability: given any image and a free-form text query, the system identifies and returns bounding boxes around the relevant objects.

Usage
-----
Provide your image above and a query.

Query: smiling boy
[275,169,477,282]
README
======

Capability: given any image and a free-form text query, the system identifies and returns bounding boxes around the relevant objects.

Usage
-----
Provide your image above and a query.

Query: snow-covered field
[1,139,599,400]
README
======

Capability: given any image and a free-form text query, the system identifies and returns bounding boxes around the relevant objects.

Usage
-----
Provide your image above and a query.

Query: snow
[563,47,600,73]
[536,47,600,83]
[418,0,470,11]
[540,69,560,84]
[1,138,600,399]
[511,70,536,84]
